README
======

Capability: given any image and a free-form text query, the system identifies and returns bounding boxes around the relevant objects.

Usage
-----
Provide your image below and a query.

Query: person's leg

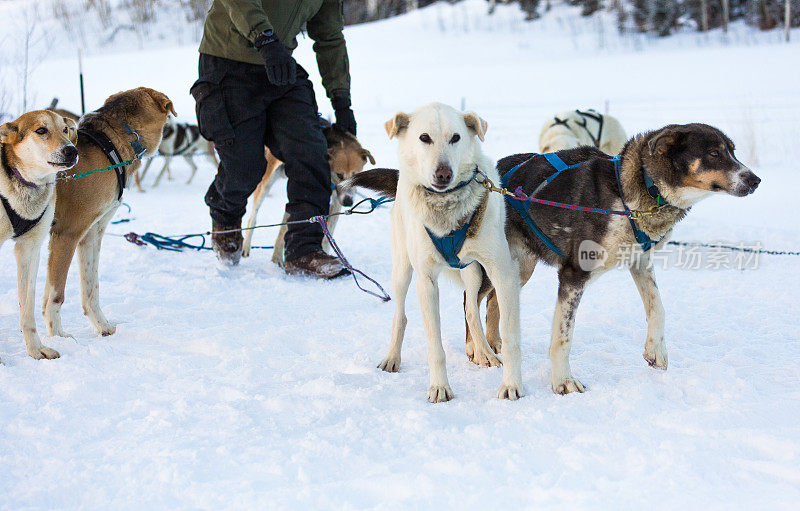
[263,68,331,262]
[193,55,269,263]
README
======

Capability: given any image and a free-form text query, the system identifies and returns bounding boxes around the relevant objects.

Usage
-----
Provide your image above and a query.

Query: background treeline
[53,0,799,38]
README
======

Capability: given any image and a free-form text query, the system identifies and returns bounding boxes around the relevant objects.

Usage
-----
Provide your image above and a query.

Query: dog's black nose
[742,171,761,192]
[435,164,452,186]
[62,145,78,164]
[342,195,353,207]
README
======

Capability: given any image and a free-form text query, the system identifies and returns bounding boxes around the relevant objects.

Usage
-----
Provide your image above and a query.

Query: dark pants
[191,53,330,261]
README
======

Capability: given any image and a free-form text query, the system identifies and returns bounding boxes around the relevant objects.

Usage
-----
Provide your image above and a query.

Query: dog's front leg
[16,238,59,359]
[417,272,453,403]
[483,252,524,400]
[322,194,340,255]
[77,211,117,336]
[462,264,501,368]
[378,213,411,373]
[44,232,80,338]
[136,158,154,192]
[630,261,667,370]
[270,214,290,267]
[550,265,589,394]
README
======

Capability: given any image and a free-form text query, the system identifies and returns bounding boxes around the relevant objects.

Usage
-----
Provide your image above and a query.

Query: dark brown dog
[477,123,760,394]
[43,87,175,338]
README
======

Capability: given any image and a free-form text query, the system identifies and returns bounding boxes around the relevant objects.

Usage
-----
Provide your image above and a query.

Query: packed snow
[1,1,799,508]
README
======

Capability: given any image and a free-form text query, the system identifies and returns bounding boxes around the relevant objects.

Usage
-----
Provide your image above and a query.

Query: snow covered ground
[1,1,799,508]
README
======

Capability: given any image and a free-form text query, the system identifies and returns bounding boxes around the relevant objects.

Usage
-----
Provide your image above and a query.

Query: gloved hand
[254,30,297,86]
[332,92,356,136]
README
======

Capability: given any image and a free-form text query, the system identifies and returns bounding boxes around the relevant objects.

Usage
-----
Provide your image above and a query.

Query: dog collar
[422,167,479,194]
[642,167,669,207]
[121,121,147,159]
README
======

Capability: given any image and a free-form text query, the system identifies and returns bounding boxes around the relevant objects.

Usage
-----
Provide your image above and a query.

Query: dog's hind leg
[378,212,412,375]
[43,233,80,338]
[550,265,589,394]
[270,215,289,266]
[482,250,524,400]
[184,155,199,184]
[16,237,59,359]
[152,157,172,187]
[136,158,154,192]
[462,264,501,368]
[630,261,667,370]
[77,210,117,336]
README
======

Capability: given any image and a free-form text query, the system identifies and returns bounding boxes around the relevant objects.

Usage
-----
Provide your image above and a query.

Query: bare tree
[16,4,44,113]
[787,0,792,40]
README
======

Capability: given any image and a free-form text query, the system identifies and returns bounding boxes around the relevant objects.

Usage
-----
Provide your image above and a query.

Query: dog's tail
[341,167,399,198]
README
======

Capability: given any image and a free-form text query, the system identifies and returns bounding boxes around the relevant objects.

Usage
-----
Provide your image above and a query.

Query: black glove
[332,92,356,136]
[254,30,297,86]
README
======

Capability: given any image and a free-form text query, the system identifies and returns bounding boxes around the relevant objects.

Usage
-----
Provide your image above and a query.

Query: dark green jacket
[199,0,350,97]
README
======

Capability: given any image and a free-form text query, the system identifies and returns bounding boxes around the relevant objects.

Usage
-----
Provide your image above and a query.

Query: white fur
[538,110,627,155]
[378,103,523,402]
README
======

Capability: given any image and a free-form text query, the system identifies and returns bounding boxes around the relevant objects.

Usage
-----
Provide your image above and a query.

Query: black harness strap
[0,193,46,239]
[574,109,604,148]
[78,127,126,200]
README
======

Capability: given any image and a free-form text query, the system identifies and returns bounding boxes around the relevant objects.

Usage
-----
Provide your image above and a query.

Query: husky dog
[136,116,217,190]
[0,111,78,362]
[44,88,175,338]
[242,120,375,265]
[479,123,760,394]
[539,109,627,155]
[343,103,524,403]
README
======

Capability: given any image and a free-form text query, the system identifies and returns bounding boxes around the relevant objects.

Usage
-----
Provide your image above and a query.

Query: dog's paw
[488,338,502,354]
[427,384,454,403]
[241,246,251,258]
[96,321,117,337]
[28,345,60,360]
[643,342,668,370]
[469,347,502,368]
[47,326,73,339]
[497,382,524,401]
[552,377,585,395]
[378,356,401,373]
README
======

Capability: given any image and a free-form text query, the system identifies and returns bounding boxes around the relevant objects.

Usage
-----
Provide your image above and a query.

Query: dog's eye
[419,133,432,144]
[449,133,461,144]
[63,127,69,134]
[336,173,345,180]
[708,150,720,157]
[35,127,48,135]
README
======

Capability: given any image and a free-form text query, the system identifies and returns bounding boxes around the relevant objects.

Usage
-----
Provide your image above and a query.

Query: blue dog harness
[502,153,670,257]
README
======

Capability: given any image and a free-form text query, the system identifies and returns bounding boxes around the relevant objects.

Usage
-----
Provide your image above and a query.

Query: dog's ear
[648,126,685,156]
[0,122,18,143]
[64,117,78,144]
[145,88,178,117]
[361,149,376,165]
[384,112,409,139]
[463,112,488,142]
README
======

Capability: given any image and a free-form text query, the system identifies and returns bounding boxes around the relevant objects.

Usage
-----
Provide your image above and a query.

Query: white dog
[344,103,523,403]
[0,111,77,362]
[539,109,627,155]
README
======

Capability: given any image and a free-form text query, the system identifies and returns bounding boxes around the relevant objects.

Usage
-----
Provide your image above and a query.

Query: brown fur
[43,87,175,338]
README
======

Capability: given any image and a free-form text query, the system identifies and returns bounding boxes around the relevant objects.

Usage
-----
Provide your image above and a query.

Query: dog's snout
[62,144,78,165]
[342,194,353,207]
[434,164,452,187]
[741,171,761,192]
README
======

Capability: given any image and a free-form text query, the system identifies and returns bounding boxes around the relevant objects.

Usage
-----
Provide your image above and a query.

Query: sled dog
[242,119,375,266]
[343,103,523,403]
[539,109,627,155]
[44,87,175,337]
[0,111,77,362]
[481,123,760,394]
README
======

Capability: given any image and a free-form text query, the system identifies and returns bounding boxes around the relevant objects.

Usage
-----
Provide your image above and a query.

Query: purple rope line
[314,216,391,302]
[512,186,631,217]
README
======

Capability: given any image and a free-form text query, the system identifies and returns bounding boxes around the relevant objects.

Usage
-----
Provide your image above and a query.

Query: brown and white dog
[0,111,78,362]
[477,123,760,394]
[43,87,175,338]
[241,120,375,265]
[539,109,627,155]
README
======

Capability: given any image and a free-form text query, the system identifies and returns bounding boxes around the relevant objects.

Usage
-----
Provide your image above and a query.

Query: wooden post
[722,0,730,33]
[701,0,709,31]
[786,0,792,42]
